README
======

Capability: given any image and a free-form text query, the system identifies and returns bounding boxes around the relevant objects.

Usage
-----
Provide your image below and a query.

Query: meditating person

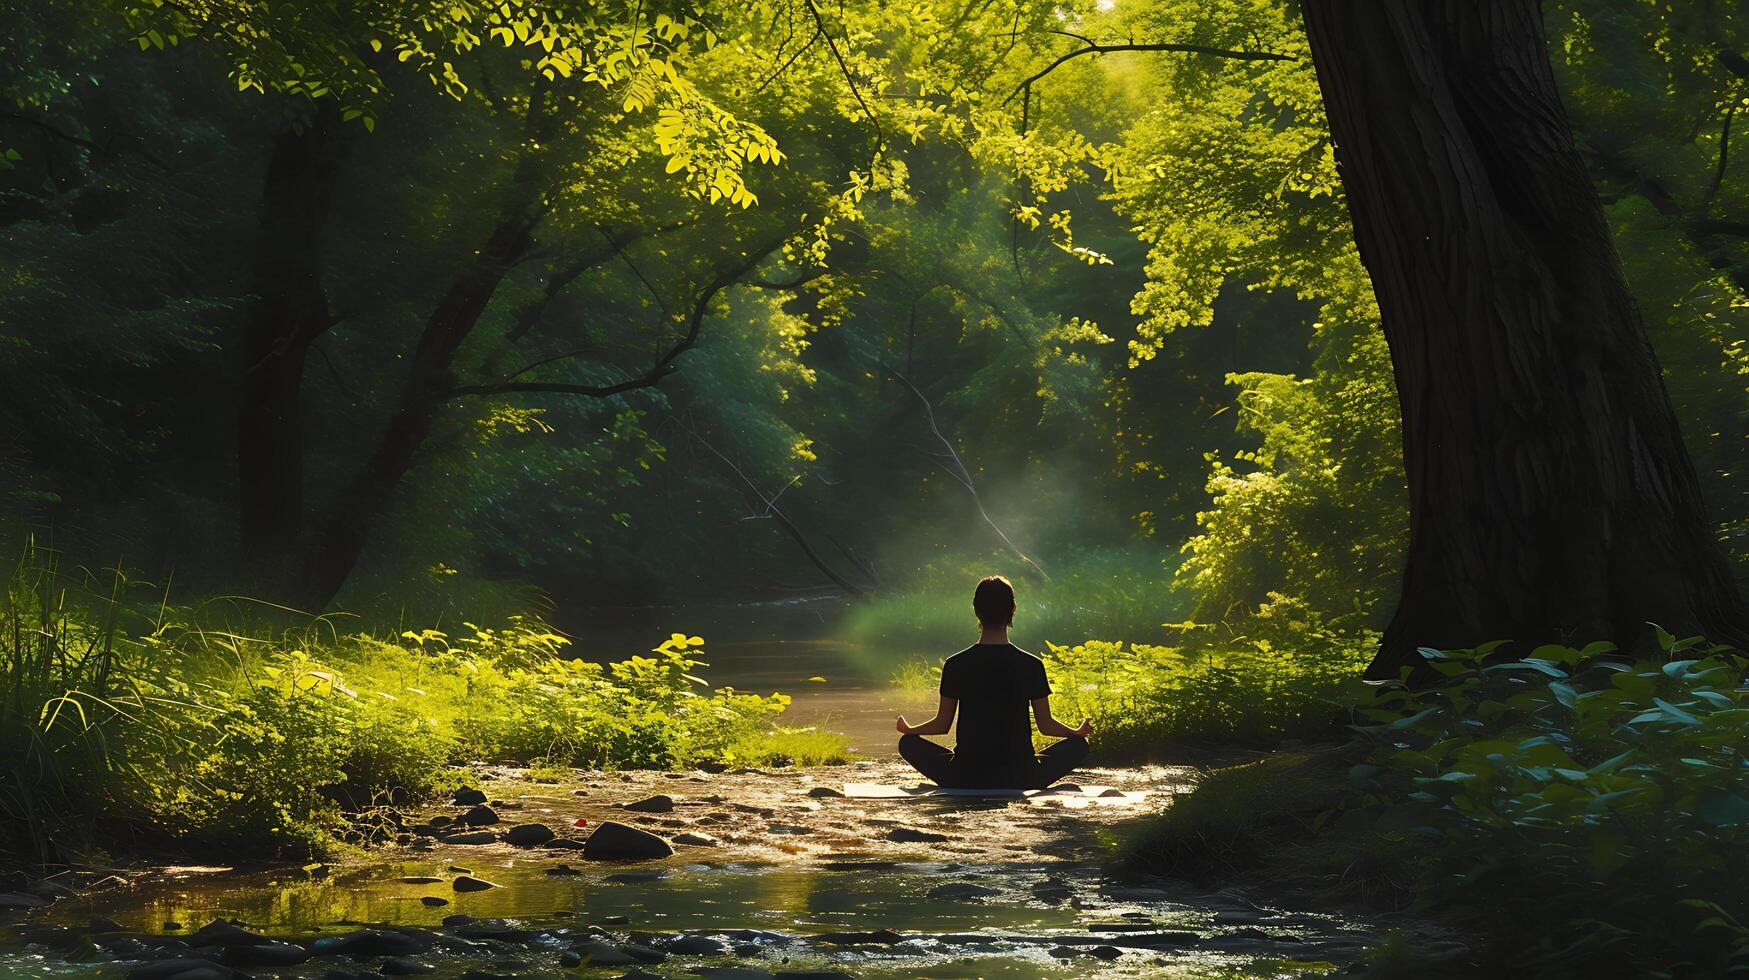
[895,575,1092,789]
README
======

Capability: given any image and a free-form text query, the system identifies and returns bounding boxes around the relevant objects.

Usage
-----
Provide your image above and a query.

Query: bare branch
[1005,39,1295,104]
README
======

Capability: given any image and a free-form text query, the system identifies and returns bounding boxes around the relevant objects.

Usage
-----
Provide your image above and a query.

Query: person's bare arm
[1032,696,1094,738]
[896,696,958,736]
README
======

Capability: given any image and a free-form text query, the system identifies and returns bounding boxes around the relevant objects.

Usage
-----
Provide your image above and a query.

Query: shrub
[1329,634,1749,975]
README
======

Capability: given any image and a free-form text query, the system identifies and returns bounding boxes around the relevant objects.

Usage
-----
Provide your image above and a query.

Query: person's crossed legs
[898,733,1089,790]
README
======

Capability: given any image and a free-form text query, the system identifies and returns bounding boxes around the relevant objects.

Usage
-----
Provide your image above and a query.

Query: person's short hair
[973,575,1016,627]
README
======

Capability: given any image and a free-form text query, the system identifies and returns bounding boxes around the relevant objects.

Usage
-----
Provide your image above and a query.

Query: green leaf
[1699,789,1749,827]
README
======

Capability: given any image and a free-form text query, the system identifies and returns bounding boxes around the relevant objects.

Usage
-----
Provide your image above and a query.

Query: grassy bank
[0,549,848,865]
[1126,636,1749,976]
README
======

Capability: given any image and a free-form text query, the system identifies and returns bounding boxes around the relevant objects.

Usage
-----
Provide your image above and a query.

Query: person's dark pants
[898,734,1089,790]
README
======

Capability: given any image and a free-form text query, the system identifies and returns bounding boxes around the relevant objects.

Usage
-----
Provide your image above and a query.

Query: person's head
[973,575,1016,630]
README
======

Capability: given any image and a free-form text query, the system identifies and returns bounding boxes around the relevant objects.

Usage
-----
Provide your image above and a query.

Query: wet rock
[0,892,51,909]
[452,875,499,892]
[815,929,904,945]
[663,935,730,955]
[380,959,436,976]
[606,871,667,884]
[546,864,581,876]
[127,960,233,980]
[319,930,436,957]
[458,805,500,826]
[1088,922,1157,932]
[89,915,125,933]
[928,882,1000,901]
[583,821,674,860]
[624,794,675,813]
[503,823,556,846]
[673,832,719,847]
[576,940,640,965]
[428,815,453,827]
[559,950,583,967]
[397,876,444,884]
[441,914,475,928]
[419,897,449,907]
[1047,946,1080,958]
[1089,945,1124,959]
[454,788,488,806]
[805,786,843,798]
[223,941,310,967]
[621,971,666,980]
[733,943,763,956]
[546,837,588,850]
[446,866,472,874]
[623,943,667,963]
[439,831,499,845]
[162,921,184,930]
[884,827,948,843]
[1213,909,1265,924]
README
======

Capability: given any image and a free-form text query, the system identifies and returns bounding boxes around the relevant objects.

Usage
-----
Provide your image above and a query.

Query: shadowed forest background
[4,0,1749,976]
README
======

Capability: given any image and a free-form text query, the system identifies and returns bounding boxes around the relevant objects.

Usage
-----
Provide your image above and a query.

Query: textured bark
[1301,0,1749,678]
[237,107,343,570]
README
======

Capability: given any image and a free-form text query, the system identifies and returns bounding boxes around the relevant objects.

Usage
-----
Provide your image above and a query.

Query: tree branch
[1005,39,1295,104]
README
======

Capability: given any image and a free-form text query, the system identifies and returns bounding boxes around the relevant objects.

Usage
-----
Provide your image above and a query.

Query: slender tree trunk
[1300,0,1749,678]
[293,211,537,608]
[237,106,342,575]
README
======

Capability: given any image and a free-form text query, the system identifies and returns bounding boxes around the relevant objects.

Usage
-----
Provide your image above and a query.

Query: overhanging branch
[1006,38,1295,104]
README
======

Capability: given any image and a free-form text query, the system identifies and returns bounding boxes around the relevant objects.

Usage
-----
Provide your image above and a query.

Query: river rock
[224,941,311,967]
[457,805,499,826]
[503,823,556,846]
[672,832,719,847]
[452,875,499,892]
[558,950,583,967]
[397,876,443,884]
[88,915,125,933]
[320,929,436,956]
[1089,945,1124,959]
[805,786,843,798]
[126,960,235,980]
[928,882,1000,901]
[583,821,674,860]
[419,896,449,907]
[454,788,488,805]
[624,794,675,813]
[439,831,499,845]
[884,827,948,843]
[663,935,729,955]
[576,940,640,965]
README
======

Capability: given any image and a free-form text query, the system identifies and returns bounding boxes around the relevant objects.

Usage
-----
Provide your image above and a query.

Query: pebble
[419,897,449,907]
[502,823,556,846]
[624,794,676,813]
[438,831,499,846]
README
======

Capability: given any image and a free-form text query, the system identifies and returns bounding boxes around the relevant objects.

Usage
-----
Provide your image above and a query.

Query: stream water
[0,603,1424,978]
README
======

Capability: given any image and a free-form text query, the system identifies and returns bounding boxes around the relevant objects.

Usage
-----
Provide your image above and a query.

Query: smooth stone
[1047,946,1080,958]
[884,827,948,843]
[439,831,499,845]
[420,897,449,907]
[380,959,437,976]
[558,950,583,967]
[126,960,233,980]
[663,935,729,955]
[1089,945,1124,959]
[503,823,557,846]
[193,919,270,946]
[320,930,435,956]
[624,795,675,813]
[623,943,666,963]
[446,866,472,874]
[452,875,499,892]
[454,789,488,806]
[576,940,640,965]
[441,914,475,928]
[928,882,1000,901]
[583,821,674,860]
[458,805,500,826]
[396,876,444,884]
[223,941,310,966]
[673,832,719,847]
[1213,910,1264,924]
[805,786,843,798]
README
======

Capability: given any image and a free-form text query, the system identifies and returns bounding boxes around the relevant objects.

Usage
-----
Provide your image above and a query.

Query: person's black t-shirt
[939,643,1050,777]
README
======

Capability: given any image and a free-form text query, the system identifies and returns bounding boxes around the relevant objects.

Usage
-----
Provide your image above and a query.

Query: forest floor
[0,760,1471,979]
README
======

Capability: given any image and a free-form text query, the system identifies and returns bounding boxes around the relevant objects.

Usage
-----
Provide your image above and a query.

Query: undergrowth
[0,543,845,864]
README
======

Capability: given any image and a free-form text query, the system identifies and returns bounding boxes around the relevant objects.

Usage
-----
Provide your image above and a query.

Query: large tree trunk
[1300,0,1749,679]
[237,107,342,574]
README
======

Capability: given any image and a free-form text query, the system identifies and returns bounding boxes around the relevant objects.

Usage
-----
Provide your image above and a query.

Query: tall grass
[0,543,847,865]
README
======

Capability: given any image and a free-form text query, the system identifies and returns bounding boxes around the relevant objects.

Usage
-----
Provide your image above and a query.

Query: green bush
[1332,634,1749,975]
[0,553,843,863]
